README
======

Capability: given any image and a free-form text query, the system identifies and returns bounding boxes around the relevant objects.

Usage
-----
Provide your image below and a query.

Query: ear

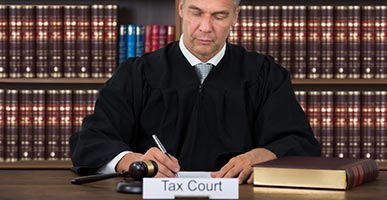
[179,0,184,18]
[232,6,240,26]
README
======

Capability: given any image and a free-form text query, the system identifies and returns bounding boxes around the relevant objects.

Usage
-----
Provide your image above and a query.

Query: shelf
[1,78,387,85]
[0,160,72,170]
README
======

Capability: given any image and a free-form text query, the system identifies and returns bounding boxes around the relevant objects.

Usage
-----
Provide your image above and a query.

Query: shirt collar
[179,34,226,66]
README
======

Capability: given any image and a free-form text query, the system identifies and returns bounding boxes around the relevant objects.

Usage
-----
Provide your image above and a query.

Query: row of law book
[294,90,386,162]
[0,89,98,162]
[229,5,387,79]
[0,4,118,79]
[118,24,175,64]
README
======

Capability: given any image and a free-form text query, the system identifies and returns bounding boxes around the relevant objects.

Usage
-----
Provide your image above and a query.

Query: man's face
[179,0,239,62]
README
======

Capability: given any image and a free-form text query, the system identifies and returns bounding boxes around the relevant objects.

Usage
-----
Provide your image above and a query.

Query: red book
[307,6,321,79]
[361,91,375,159]
[5,90,18,162]
[0,89,4,161]
[375,6,387,79]
[253,156,379,190]
[91,5,105,78]
[59,90,72,160]
[73,90,87,133]
[8,5,22,78]
[348,91,361,159]
[36,5,50,78]
[48,5,63,78]
[46,90,60,160]
[144,25,153,53]
[280,6,293,72]
[104,5,118,78]
[320,6,334,79]
[167,25,175,44]
[19,90,33,161]
[151,25,159,51]
[334,91,348,158]
[32,90,46,160]
[21,5,35,78]
[63,5,78,78]
[240,5,254,51]
[76,5,91,78]
[158,25,168,49]
[361,6,375,79]
[375,91,387,162]
[253,6,268,54]
[0,5,8,78]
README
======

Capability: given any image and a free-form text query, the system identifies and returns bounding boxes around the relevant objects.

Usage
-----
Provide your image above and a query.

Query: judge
[70,0,321,184]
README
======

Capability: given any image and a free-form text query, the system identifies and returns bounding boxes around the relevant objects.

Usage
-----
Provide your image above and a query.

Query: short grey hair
[182,0,241,9]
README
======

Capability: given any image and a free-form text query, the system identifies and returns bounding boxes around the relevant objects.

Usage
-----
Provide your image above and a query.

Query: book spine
[0,89,4,161]
[8,5,22,78]
[320,6,334,79]
[48,5,63,78]
[135,25,145,57]
[36,5,50,78]
[5,90,18,162]
[334,6,348,79]
[361,6,375,79]
[334,91,348,158]
[348,91,361,159]
[86,90,99,115]
[292,6,307,79]
[227,17,240,45]
[21,5,35,78]
[46,90,60,160]
[320,91,334,158]
[345,159,380,189]
[126,24,136,58]
[19,90,33,160]
[63,5,77,78]
[118,25,127,63]
[59,90,72,160]
[91,5,105,78]
[104,4,118,78]
[167,25,175,44]
[267,6,281,63]
[361,91,375,159]
[375,91,387,162]
[144,25,152,53]
[375,6,387,79]
[307,91,321,142]
[347,6,361,79]
[280,6,293,72]
[294,91,307,113]
[0,5,8,78]
[76,5,90,78]
[32,90,45,160]
[73,90,87,133]
[158,25,167,49]
[240,5,254,51]
[307,6,321,79]
[253,6,268,54]
[151,24,159,51]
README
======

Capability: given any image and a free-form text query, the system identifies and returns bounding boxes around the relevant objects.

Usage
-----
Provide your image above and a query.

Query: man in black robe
[70,0,320,184]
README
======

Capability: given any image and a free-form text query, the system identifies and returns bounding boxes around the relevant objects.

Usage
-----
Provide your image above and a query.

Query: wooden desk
[0,170,386,200]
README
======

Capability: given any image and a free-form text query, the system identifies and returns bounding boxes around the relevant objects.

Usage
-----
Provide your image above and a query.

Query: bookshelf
[1,0,387,168]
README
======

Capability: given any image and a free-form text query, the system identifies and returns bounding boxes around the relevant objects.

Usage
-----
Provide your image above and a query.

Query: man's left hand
[210,148,277,184]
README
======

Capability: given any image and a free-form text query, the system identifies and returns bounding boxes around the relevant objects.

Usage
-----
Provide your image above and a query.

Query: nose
[199,15,212,33]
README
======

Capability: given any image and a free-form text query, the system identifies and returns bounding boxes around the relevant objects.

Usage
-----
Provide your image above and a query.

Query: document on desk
[143,171,238,199]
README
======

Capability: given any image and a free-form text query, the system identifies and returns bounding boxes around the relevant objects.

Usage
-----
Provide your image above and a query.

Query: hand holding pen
[149,134,180,177]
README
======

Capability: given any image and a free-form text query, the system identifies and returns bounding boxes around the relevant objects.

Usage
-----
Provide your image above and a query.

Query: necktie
[194,63,213,83]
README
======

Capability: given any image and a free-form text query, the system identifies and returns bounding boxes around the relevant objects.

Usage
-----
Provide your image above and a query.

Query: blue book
[126,24,137,58]
[136,25,145,57]
[118,25,128,64]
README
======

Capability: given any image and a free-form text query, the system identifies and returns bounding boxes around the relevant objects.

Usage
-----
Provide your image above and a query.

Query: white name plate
[143,178,239,199]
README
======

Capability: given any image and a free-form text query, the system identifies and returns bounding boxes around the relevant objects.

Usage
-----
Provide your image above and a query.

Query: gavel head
[128,160,158,180]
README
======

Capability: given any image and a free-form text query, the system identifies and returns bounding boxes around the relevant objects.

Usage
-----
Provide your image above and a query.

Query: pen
[152,134,172,159]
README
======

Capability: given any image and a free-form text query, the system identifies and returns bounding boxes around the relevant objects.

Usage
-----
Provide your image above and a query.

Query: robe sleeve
[254,56,321,157]
[69,58,144,175]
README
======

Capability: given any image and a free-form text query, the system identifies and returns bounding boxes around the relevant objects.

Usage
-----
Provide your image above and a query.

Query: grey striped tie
[194,63,213,83]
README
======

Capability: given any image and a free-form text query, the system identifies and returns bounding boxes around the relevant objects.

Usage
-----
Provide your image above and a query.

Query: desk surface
[0,170,386,200]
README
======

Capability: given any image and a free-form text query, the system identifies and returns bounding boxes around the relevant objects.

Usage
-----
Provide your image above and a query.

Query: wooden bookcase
[1,0,387,169]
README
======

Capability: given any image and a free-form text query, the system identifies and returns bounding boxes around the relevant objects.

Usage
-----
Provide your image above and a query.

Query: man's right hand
[115,147,180,177]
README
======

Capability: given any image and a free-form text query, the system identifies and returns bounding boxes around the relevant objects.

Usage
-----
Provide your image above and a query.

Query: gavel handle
[71,171,128,185]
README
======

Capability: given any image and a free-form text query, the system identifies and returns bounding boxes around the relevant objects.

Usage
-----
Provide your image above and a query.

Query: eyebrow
[187,5,230,16]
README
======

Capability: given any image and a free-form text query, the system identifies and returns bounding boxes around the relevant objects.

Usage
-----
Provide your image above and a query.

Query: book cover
[0,5,8,78]
[253,156,379,190]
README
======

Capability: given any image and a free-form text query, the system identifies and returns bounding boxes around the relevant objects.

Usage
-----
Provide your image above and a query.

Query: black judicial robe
[70,42,321,175]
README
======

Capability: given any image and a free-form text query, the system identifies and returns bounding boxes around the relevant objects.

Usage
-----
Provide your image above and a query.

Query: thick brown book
[253,156,379,190]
